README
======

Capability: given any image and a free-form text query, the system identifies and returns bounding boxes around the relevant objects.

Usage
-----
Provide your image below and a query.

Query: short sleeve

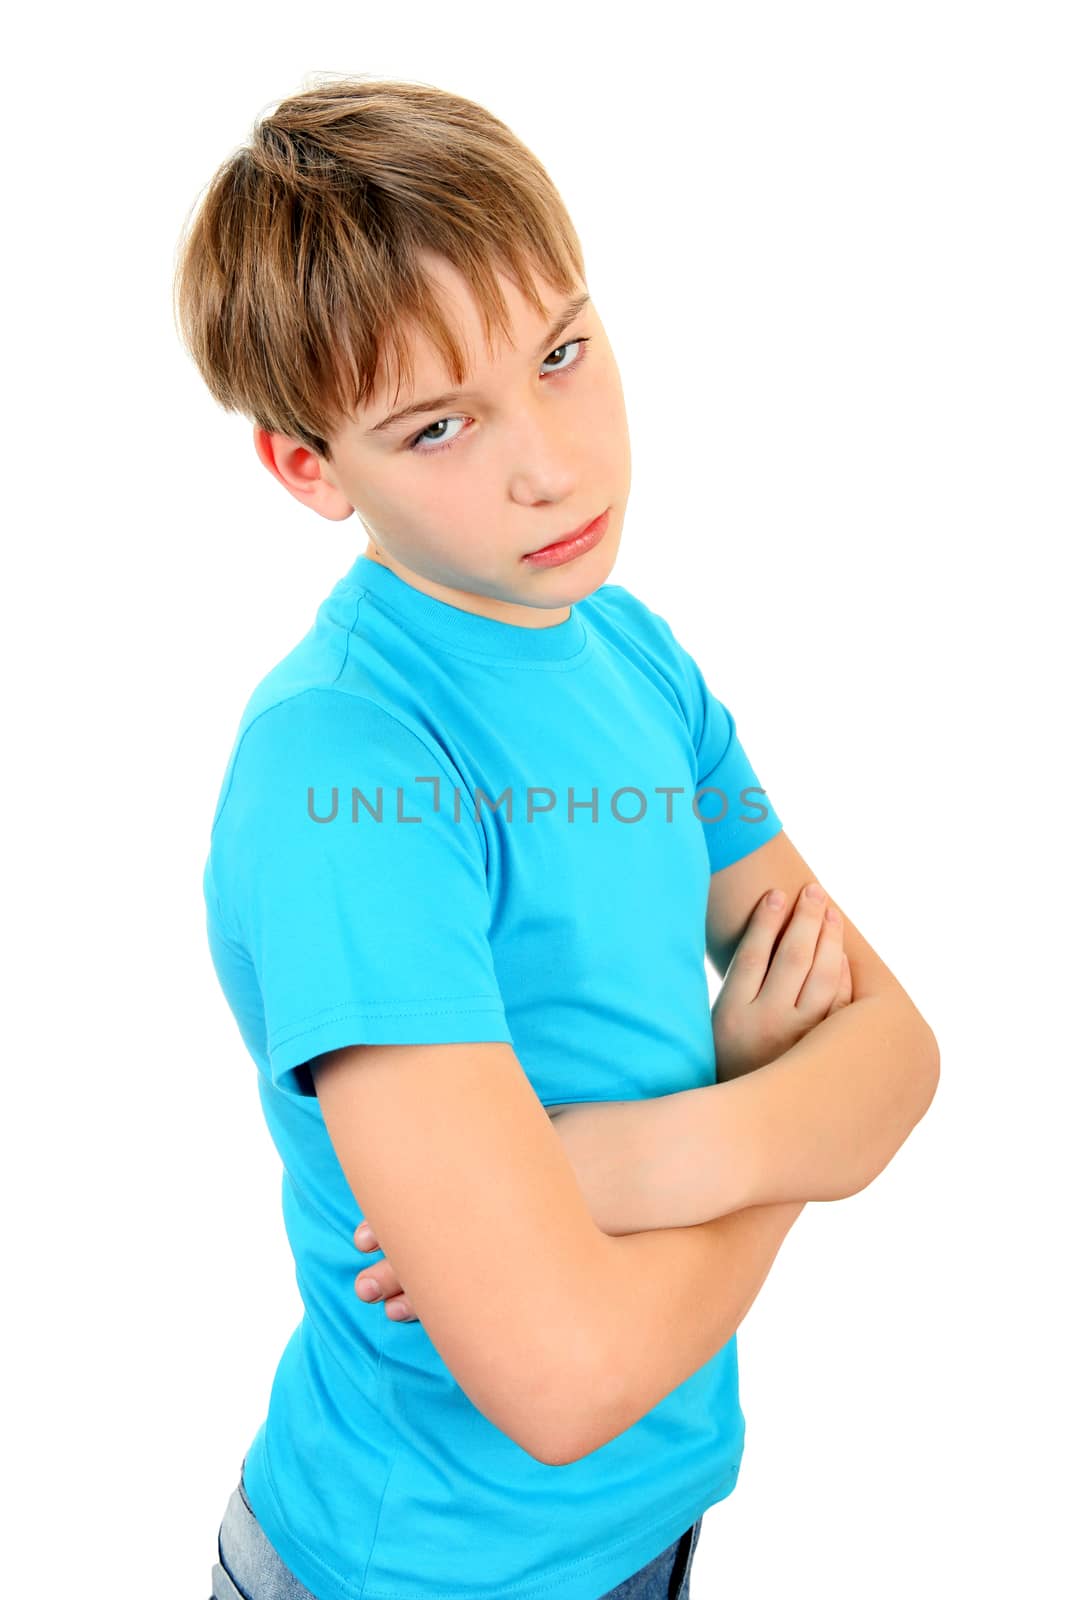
[685,656,785,876]
[209,689,513,1098]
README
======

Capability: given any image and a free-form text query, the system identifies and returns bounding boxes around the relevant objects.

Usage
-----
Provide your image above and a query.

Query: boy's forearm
[550,1086,749,1235]
[575,1198,806,1460]
[551,993,940,1234]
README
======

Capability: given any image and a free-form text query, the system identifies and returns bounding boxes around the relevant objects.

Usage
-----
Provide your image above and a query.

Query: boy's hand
[712,882,853,1084]
[353,1223,419,1322]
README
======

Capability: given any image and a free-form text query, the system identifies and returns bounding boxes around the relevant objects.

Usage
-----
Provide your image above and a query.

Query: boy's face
[255,250,631,628]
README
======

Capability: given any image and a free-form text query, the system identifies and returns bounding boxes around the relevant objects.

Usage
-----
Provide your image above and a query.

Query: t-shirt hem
[244,1430,741,1600]
[245,1432,365,1599]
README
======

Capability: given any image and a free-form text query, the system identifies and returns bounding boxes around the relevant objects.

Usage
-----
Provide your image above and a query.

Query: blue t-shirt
[204,552,784,1600]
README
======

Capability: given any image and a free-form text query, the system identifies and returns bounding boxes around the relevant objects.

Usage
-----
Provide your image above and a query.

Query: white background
[4,3,1063,1595]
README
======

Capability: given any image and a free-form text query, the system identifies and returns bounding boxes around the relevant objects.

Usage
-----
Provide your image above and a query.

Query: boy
[177,76,939,1600]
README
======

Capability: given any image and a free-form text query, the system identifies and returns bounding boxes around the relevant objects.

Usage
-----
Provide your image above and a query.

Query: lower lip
[522,509,610,569]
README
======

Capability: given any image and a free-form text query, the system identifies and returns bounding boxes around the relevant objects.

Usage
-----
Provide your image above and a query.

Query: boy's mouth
[523,508,610,567]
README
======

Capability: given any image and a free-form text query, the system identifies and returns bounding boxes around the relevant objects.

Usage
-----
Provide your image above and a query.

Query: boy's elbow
[897,996,941,1109]
[420,1299,604,1467]
[516,1301,614,1466]
[888,1008,942,1159]
[535,1389,612,1467]
[915,1015,941,1105]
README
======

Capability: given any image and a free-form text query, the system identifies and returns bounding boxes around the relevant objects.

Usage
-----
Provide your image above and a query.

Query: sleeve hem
[706,812,784,875]
[268,999,514,1088]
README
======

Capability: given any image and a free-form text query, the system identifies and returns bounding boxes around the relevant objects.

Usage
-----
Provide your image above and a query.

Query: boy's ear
[252,425,356,522]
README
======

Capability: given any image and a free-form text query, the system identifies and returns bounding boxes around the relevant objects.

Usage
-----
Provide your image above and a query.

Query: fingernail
[767,890,785,909]
[805,883,825,901]
[358,1278,381,1300]
[825,905,840,924]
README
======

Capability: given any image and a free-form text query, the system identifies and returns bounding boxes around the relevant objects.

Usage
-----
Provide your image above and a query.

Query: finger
[828,951,854,1014]
[384,1298,417,1322]
[759,883,831,1008]
[719,888,791,1005]
[355,1260,404,1302]
[354,1222,378,1251]
[794,901,846,1020]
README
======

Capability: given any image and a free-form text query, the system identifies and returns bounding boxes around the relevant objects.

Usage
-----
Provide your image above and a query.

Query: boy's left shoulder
[583,580,700,678]
[583,579,671,640]
[581,581,712,742]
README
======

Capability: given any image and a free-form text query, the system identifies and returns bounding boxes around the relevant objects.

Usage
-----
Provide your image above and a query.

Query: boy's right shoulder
[237,680,417,748]
[228,606,424,756]
[210,681,449,841]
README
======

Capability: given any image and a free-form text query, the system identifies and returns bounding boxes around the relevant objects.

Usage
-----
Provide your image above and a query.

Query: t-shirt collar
[338,553,589,663]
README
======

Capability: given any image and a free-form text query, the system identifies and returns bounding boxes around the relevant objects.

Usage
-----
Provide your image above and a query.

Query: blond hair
[172,74,587,462]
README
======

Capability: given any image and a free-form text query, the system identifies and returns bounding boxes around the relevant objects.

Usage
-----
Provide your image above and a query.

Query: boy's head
[174,76,630,625]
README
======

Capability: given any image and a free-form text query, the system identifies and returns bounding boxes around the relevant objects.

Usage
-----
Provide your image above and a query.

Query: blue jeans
[211,1458,703,1600]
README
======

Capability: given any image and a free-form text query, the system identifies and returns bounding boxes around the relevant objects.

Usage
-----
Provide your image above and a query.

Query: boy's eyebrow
[366,291,591,434]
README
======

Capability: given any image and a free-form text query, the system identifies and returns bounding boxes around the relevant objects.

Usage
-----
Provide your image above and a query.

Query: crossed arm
[349,832,940,1324]
[547,830,940,1237]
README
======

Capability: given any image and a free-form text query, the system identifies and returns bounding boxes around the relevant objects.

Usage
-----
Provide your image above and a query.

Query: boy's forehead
[364,290,495,403]
[358,319,472,423]
[394,252,579,372]
[389,282,524,376]
[360,289,581,429]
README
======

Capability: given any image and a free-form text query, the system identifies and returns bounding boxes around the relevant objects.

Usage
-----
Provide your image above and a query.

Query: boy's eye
[406,336,592,455]
[541,340,579,371]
